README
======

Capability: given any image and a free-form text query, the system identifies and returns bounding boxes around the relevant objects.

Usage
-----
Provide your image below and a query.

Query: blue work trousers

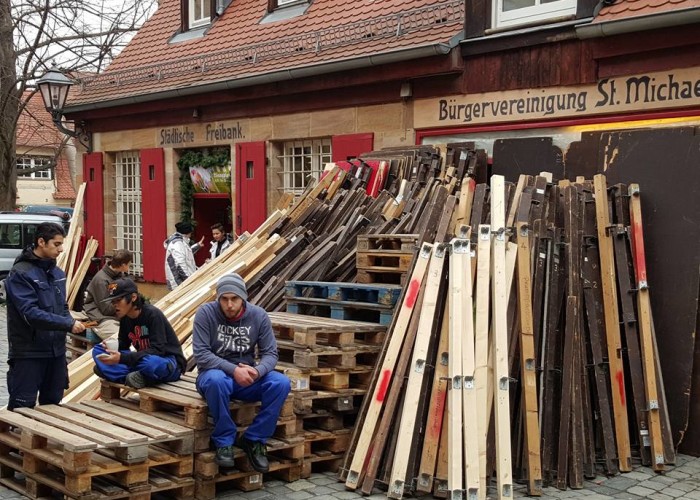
[7,356,68,410]
[92,344,181,384]
[196,368,291,448]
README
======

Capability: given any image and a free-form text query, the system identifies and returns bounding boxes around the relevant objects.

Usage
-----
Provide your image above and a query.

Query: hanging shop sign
[189,164,231,194]
[158,120,247,146]
[414,67,700,129]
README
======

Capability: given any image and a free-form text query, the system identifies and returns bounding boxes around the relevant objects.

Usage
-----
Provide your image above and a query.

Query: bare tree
[0,0,157,210]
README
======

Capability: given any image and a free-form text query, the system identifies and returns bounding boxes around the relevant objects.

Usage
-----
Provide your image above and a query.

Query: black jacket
[5,248,74,359]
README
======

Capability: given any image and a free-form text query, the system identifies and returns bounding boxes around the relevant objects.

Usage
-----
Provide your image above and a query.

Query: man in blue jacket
[5,222,86,410]
[193,273,290,472]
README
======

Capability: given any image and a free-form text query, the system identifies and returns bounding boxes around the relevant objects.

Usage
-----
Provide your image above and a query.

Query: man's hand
[98,350,121,365]
[198,235,205,247]
[72,321,86,334]
[233,364,259,387]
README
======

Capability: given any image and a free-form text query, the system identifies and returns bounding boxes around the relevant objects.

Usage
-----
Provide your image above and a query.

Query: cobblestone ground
[1,306,699,499]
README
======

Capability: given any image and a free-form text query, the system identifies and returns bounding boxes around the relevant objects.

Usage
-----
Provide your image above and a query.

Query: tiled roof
[69,0,464,107]
[594,0,700,23]
[17,91,65,148]
[17,91,76,201]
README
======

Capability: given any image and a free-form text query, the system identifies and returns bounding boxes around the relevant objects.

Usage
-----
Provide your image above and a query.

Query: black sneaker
[216,445,236,468]
[238,436,269,473]
[124,371,147,389]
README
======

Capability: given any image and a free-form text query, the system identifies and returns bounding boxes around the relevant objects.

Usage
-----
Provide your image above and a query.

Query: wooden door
[82,152,104,247]
[140,148,167,283]
[235,142,267,235]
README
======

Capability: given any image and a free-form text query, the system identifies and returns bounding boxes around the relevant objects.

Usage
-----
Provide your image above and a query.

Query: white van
[0,211,70,278]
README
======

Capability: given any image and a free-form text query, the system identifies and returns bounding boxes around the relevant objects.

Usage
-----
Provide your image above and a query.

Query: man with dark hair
[84,249,133,339]
[207,223,235,262]
[5,222,86,410]
[164,221,204,290]
[193,273,290,472]
[92,278,186,389]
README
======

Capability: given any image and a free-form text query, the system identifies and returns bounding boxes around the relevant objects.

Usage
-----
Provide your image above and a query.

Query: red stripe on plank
[376,369,392,402]
[405,278,420,309]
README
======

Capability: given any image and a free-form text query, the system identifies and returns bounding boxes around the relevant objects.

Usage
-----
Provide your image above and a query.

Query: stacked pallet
[356,234,418,285]
[0,402,194,499]
[341,173,672,499]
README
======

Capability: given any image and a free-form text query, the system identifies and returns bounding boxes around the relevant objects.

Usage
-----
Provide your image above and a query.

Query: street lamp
[36,65,92,151]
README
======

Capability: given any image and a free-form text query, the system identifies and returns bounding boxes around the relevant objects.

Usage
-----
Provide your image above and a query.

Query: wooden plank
[515,219,542,496]
[447,236,466,499]
[474,224,491,499]
[593,174,631,472]
[0,410,97,452]
[344,244,433,490]
[388,244,447,499]
[81,400,192,437]
[490,175,513,499]
[14,408,121,448]
[628,184,664,472]
[34,405,148,445]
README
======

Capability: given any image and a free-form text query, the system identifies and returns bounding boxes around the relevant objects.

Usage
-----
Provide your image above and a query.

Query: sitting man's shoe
[124,371,147,389]
[215,445,236,468]
[93,365,106,379]
[238,436,269,473]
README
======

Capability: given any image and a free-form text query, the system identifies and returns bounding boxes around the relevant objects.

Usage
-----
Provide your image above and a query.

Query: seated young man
[92,278,186,389]
[193,273,291,472]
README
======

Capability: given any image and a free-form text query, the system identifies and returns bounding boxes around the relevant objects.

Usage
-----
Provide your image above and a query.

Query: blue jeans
[196,368,291,448]
[92,344,181,384]
[7,356,68,410]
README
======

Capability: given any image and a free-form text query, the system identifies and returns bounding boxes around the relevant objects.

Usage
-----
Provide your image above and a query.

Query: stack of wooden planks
[341,173,673,499]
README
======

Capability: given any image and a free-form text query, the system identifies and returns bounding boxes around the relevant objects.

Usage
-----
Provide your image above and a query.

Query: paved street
[1,306,700,498]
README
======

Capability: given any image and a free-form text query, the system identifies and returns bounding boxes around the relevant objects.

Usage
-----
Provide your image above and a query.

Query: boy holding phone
[92,278,186,389]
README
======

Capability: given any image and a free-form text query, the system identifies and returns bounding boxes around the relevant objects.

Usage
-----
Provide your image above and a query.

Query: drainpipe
[576,7,700,38]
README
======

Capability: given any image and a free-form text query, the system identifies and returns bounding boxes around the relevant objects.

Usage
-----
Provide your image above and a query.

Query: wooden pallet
[292,389,366,415]
[356,234,419,252]
[278,362,373,392]
[356,268,409,286]
[194,449,302,499]
[276,339,380,369]
[0,456,194,500]
[269,312,387,348]
[356,251,414,272]
[285,280,403,307]
[285,296,395,325]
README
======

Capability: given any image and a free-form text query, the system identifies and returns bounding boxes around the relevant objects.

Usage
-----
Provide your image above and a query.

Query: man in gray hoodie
[193,273,290,472]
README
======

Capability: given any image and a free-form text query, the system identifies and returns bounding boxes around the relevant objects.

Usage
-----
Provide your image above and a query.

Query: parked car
[0,212,71,301]
[21,205,74,218]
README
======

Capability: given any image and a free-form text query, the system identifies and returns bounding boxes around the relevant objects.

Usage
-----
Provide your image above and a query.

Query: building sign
[414,67,700,129]
[157,120,247,146]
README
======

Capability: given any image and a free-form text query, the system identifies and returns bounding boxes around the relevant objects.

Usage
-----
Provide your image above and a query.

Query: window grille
[278,138,332,196]
[114,152,143,276]
[17,156,52,179]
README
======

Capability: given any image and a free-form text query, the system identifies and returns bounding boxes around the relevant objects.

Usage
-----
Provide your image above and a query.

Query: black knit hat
[175,221,193,234]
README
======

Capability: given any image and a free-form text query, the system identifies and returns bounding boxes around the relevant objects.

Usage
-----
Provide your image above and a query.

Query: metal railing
[80,0,463,90]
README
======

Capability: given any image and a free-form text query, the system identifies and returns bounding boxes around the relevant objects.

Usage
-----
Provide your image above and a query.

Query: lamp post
[36,65,92,151]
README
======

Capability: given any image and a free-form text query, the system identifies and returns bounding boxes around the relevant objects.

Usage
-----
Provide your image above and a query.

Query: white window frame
[114,151,143,277]
[189,0,211,28]
[493,0,576,29]
[276,0,302,6]
[278,138,332,196]
[16,156,52,180]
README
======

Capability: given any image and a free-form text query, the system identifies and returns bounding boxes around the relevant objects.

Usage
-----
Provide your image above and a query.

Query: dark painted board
[567,127,700,448]
[492,137,564,182]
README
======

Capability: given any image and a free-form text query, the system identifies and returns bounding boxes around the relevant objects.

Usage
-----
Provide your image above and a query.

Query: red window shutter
[331,133,374,163]
[140,149,167,283]
[82,152,104,248]
[235,142,267,235]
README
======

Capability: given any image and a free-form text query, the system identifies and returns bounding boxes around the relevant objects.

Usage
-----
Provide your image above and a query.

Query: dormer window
[190,0,212,28]
[493,0,576,29]
[268,0,308,11]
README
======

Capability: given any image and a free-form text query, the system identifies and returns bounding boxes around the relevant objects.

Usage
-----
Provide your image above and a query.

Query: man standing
[207,223,235,262]
[83,249,133,340]
[193,273,290,472]
[92,278,186,389]
[164,221,205,290]
[5,222,86,410]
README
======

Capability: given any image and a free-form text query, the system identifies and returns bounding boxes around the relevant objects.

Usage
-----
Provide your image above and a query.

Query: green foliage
[176,148,231,225]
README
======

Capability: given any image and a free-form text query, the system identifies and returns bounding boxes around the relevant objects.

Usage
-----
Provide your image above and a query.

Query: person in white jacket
[207,223,235,262]
[164,222,204,290]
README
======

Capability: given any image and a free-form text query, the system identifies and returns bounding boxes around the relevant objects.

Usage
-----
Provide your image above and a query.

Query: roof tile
[70,0,463,106]
[595,0,700,22]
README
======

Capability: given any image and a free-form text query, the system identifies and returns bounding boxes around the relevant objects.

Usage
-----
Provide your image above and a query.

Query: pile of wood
[340,173,673,499]
[63,143,484,402]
